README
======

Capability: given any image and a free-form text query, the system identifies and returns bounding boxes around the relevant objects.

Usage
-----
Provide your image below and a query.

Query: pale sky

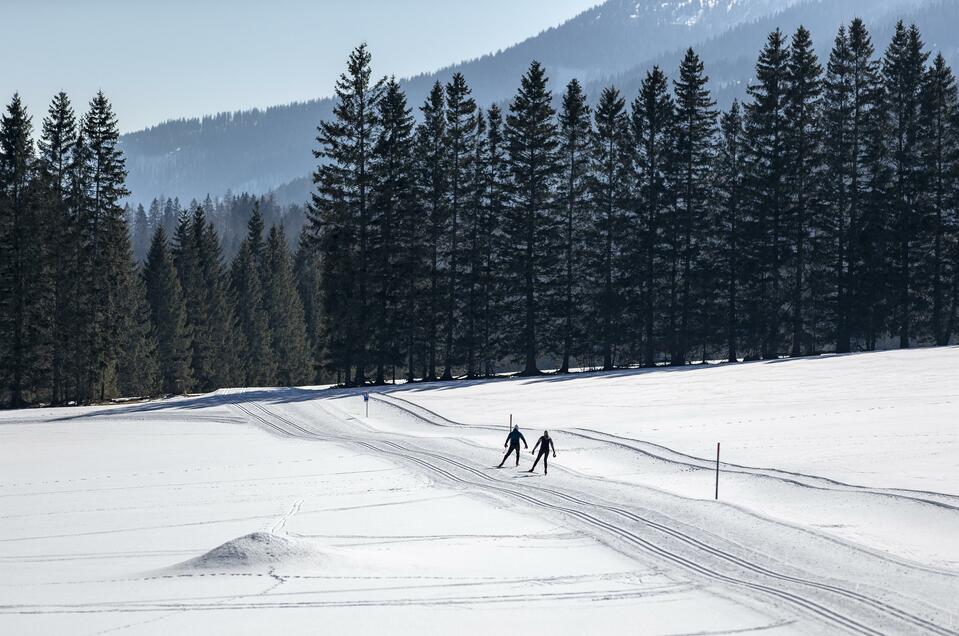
[4,0,600,133]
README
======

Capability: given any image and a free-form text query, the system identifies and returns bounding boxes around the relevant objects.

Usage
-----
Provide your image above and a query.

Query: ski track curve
[228,395,958,636]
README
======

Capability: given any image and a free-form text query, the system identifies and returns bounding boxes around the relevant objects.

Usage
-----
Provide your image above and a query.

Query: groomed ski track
[227,389,959,636]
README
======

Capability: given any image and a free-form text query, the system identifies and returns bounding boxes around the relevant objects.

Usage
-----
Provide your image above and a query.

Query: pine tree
[414,82,447,380]
[919,53,959,346]
[587,86,631,370]
[673,48,718,364]
[502,61,561,375]
[784,26,823,356]
[555,80,592,372]
[143,226,193,394]
[132,204,151,262]
[263,225,313,386]
[309,44,384,385]
[883,22,929,348]
[632,67,675,366]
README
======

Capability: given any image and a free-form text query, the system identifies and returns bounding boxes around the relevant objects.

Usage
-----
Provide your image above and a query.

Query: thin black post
[715,442,720,500]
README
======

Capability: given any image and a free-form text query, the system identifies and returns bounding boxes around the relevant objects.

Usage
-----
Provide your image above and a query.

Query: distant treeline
[0,18,957,405]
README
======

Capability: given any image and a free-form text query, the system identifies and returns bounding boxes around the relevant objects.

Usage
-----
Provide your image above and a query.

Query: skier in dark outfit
[498,425,528,467]
[529,431,556,474]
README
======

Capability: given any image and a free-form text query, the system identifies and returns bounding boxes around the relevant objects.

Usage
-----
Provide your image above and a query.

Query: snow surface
[1,347,956,634]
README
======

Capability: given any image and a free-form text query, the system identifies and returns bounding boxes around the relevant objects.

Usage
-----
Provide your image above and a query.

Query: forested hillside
[119,0,958,206]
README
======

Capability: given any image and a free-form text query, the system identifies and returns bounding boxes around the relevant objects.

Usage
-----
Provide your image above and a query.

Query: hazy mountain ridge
[120,0,951,205]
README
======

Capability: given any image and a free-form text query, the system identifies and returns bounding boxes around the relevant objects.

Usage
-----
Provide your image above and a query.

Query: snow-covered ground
[1,347,957,634]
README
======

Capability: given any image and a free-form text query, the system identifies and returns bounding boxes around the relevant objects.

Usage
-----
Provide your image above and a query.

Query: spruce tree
[116,246,159,398]
[819,20,884,352]
[744,30,790,359]
[441,73,479,379]
[478,105,509,376]
[632,67,675,366]
[502,61,561,375]
[555,79,592,372]
[414,82,448,380]
[370,78,416,383]
[715,102,747,362]
[231,239,275,386]
[143,226,192,394]
[294,227,325,383]
[587,86,631,370]
[883,22,929,348]
[673,48,718,364]
[919,54,959,346]
[784,26,823,356]
[77,92,131,401]
[263,225,313,386]
[461,111,488,378]
[37,92,78,404]
[309,44,384,385]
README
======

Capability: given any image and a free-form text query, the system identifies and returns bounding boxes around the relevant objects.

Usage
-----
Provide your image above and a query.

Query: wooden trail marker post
[715,442,720,500]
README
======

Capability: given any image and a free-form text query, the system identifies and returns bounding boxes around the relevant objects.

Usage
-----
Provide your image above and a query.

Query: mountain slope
[120,0,953,205]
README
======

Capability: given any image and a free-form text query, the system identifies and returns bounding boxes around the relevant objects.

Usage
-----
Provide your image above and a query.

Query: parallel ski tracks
[234,399,957,636]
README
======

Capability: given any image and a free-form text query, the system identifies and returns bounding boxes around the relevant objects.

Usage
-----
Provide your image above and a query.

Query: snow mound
[173,532,327,571]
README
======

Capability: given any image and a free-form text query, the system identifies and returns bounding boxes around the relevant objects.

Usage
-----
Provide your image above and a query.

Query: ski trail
[231,396,958,636]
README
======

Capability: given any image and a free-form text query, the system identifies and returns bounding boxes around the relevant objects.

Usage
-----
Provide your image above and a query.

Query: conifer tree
[478,105,509,376]
[502,61,561,375]
[919,53,959,345]
[632,67,675,366]
[294,227,325,382]
[0,95,43,406]
[587,86,631,370]
[231,239,275,386]
[309,44,384,385]
[369,78,416,382]
[819,20,884,352]
[143,226,192,394]
[714,102,747,361]
[77,92,131,401]
[673,48,718,364]
[37,92,78,404]
[441,73,479,379]
[116,246,159,398]
[555,80,591,372]
[461,112,488,377]
[414,82,448,380]
[263,225,313,386]
[883,22,929,348]
[744,30,790,359]
[784,26,823,356]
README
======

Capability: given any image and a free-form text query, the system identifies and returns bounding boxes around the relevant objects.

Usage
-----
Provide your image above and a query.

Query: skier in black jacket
[498,425,528,467]
[529,431,557,475]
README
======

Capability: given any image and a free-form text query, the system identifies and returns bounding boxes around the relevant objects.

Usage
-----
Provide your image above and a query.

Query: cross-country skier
[528,431,556,475]
[498,425,528,467]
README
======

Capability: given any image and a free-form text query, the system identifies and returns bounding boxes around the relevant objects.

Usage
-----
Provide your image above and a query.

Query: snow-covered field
[1,347,957,634]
